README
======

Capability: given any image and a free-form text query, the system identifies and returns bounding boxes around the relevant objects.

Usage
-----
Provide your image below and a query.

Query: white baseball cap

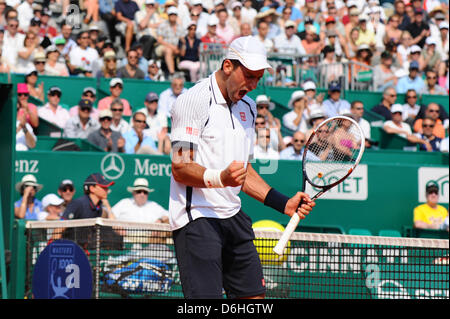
[256,95,270,105]
[391,104,403,114]
[225,36,272,71]
[439,21,449,30]
[110,78,123,87]
[302,80,316,91]
[167,6,178,15]
[42,193,64,209]
[207,15,219,26]
[425,37,437,46]
[409,45,421,53]
[288,90,305,108]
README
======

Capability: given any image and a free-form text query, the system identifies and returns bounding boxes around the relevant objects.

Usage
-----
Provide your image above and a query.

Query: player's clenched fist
[220,161,247,187]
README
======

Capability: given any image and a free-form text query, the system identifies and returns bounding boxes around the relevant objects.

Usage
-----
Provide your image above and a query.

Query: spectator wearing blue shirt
[321,81,351,118]
[276,0,303,24]
[396,61,425,93]
[123,111,159,154]
[280,131,306,160]
[14,174,44,220]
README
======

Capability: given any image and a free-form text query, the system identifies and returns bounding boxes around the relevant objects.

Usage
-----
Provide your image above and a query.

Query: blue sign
[32,239,93,299]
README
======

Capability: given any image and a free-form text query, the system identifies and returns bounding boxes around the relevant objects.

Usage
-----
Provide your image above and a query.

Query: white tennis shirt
[169,72,257,231]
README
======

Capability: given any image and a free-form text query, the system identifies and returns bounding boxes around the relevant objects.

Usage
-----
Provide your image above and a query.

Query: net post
[94,223,101,299]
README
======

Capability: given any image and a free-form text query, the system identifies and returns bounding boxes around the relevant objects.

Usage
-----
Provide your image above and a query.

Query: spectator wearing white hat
[14,174,43,220]
[436,21,448,61]
[200,14,226,44]
[282,90,308,134]
[255,94,285,151]
[38,194,64,221]
[44,44,69,76]
[38,86,70,129]
[97,78,132,116]
[87,109,125,152]
[57,179,76,211]
[112,178,169,223]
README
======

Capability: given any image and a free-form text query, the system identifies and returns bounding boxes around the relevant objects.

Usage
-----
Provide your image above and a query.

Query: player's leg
[221,210,266,299]
[173,217,224,299]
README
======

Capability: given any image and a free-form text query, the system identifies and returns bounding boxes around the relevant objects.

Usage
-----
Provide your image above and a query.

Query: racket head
[302,115,365,190]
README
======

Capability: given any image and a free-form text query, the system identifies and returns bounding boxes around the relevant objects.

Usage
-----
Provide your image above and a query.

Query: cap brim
[127,186,155,193]
[98,181,115,188]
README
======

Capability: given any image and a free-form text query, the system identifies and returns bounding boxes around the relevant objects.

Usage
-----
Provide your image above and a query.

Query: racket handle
[273,213,300,256]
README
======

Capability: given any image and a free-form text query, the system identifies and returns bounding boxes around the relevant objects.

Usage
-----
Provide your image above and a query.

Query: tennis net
[24,218,449,299]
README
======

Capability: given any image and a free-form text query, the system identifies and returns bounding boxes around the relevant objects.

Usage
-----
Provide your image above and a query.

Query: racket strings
[304,118,363,187]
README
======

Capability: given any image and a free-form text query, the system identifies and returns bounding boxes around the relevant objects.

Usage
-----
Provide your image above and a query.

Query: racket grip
[273,213,300,256]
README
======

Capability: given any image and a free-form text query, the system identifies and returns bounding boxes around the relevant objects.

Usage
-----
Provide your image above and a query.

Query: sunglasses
[257,105,269,109]
[407,95,417,99]
[80,107,91,112]
[293,139,305,143]
[255,121,266,125]
[18,93,29,97]
[428,109,439,113]
[422,124,435,128]
[111,108,123,112]
[60,187,74,193]
[135,190,149,195]
[134,119,146,124]
[49,92,61,97]
[427,190,438,195]
[100,117,112,122]
[111,84,123,89]
[427,76,437,79]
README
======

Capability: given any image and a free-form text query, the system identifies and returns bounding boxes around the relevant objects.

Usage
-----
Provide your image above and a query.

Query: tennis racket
[273,116,365,256]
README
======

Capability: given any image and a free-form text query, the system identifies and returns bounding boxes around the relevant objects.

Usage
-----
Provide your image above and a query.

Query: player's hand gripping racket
[273,116,365,256]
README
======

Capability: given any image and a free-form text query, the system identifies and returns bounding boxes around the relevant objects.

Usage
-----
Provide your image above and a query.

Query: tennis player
[169,36,315,299]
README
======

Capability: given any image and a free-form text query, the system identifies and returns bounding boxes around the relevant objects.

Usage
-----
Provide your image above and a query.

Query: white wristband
[203,169,224,188]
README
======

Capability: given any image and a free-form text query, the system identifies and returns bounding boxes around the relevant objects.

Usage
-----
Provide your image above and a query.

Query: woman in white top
[16,31,42,74]
[44,45,69,76]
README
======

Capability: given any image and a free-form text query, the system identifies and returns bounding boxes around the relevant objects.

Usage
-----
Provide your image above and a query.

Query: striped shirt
[168,72,257,231]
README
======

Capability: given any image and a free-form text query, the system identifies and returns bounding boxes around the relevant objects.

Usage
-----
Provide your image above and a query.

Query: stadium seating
[378,230,402,238]
[348,228,373,236]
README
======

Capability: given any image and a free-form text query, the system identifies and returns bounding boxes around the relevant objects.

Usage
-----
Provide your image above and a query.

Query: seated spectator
[273,20,305,55]
[96,50,118,79]
[282,90,308,133]
[350,100,372,148]
[419,37,441,71]
[44,44,69,76]
[396,61,425,93]
[356,14,376,47]
[279,131,306,160]
[38,194,64,221]
[109,98,131,135]
[320,46,344,84]
[53,22,77,58]
[16,113,36,151]
[16,83,38,128]
[255,95,285,151]
[420,69,447,95]
[123,111,159,154]
[178,21,201,83]
[301,24,322,55]
[414,184,448,230]
[253,6,281,40]
[2,18,25,71]
[155,6,185,77]
[135,0,161,60]
[371,86,397,121]
[62,173,115,221]
[302,80,323,111]
[414,103,446,139]
[216,8,235,44]
[112,178,169,223]
[68,31,99,77]
[201,15,226,44]
[406,7,430,48]
[322,81,351,118]
[254,20,274,53]
[383,104,414,138]
[0,44,11,74]
[137,92,168,136]
[57,179,76,211]
[305,108,327,140]
[98,78,132,116]
[402,89,421,127]
[145,59,165,81]
[38,8,58,39]
[88,109,125,152]
[16,31,42,74]
[117,48,146,79]
[350,44,372,83]
[69,87,99,120]
[14,174,43,220]
[119,43,148,75]
[25,69,44,101]
[63,99,100,139]
[115,0,140,52]
[441,128,449,152]
[158,74,187,118]
[38,86,70,129]
[414,117,443,152]
[241,0,257,25]
[32,51,47,75]
[254,127,280,160]
[373,51,398,92]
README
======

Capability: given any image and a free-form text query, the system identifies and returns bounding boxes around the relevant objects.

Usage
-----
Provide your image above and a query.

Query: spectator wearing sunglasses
[122,111,159,154]
[109,98,130,135]
[87,109,125,153]
[413,103,446,139]
[98,78,132,116]
[2,17,25,71]
[57,179,76,211]
[112,177,169,223]
[14,174,43,220]
[37,86,70,129]
[280,131,306,160]
[16,83,39,128]
[63,99,100,139]
[69,87,99,120]
[420,69,447,95]
[414,117,442,152]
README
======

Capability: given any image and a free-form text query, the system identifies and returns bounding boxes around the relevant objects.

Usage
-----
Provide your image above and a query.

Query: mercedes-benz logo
[101,153,125,180]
